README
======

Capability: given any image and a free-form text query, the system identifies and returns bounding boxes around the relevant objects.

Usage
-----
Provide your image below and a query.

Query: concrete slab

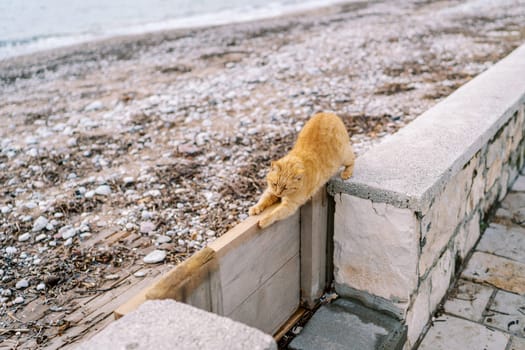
[78,300,277,350]
[476,224,525,264]
[509,337,525,350]
[418,315,509,350]
[461,252,525,294]
[288,298,406,350]
[443,279,493,322]
[483,290,525,338]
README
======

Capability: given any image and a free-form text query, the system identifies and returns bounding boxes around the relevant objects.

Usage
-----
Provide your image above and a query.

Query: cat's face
[267,159,304,197]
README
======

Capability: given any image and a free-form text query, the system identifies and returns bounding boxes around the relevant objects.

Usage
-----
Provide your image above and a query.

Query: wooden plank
[212,210,300,316]
[299,187,328,308]
[113,265,173,318]
[273,307,307,340]
[144,247,218,312]
[227,254,300,334]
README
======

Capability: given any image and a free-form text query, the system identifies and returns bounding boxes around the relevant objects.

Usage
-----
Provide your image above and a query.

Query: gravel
[1,0,525,347]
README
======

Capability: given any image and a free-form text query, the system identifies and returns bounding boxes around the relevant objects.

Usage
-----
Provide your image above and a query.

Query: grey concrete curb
[78,300,277,350]
[329,43,525,211]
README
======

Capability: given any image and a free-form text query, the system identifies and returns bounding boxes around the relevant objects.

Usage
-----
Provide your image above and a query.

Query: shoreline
[0,0,352,74]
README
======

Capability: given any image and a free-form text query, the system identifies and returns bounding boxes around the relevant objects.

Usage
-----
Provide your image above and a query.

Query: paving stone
[500,193,525,216]
[483,290,525,338]
[461,252,525,294]
[444,280,493,322]
[418,315,509,350]
[476,224,525,264]
[511,175,525,192]
[289,298,406,350]
[509,337,525,350]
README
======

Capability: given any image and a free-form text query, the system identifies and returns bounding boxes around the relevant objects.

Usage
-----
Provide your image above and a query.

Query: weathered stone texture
[334,195,419,304]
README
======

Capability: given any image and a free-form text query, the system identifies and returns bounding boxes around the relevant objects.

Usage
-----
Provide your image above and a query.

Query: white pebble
[95,185,112,196]
[133,271,146,278]
[13,296,24,304]
[143,250,166,264]
[5,246,17,255]
[156,235,171,244]
[36,283,46,291]
[16,279,29,289]
[32,216,49,232]
[64,237,73,246]
[18,233,31,242]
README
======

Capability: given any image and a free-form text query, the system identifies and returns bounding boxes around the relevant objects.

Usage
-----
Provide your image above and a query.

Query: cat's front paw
[249,205,264,216]
[258,215,274,229]
[340,167,354,180]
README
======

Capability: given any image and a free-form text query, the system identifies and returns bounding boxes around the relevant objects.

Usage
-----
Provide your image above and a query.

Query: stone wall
[329,44,525,348]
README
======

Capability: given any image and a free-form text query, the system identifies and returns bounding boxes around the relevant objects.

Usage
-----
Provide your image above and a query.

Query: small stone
[156,235,171,244]
[61,228,76,240]
[79,233,92,240]
[140,221,156,234]
[13,296,24,304]
[64,237,73,246]
[85,190,95,199]
[94,185,112,196]
[143,250,166,264]
[205,230,216,237]
[134,271,146,278]
[18,233,31,242]
[1,206,11,214]
[104,274,119,280]
[16,279,29,289]
[5,246,17,255]
[49,240,57,247]
[141,210,154,220]
[84,100,103,111]
[125,223,135,231]
[2,289,12,296]
[123,176,135,185]
[36,283,46,291]
[32,216,49,232]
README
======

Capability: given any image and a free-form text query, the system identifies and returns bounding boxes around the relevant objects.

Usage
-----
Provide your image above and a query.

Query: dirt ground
[1,0,525,348]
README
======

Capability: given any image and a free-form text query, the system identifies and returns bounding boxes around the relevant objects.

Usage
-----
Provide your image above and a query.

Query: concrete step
[289,298,406,350]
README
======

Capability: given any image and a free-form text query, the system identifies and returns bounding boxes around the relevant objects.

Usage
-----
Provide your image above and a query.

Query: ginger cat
[249,112,355,228]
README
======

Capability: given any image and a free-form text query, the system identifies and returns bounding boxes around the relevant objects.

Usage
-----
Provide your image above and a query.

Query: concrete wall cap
[330,44,525,211]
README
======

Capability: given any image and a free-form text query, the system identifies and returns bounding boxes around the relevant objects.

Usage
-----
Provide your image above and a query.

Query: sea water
[0,0,346,60]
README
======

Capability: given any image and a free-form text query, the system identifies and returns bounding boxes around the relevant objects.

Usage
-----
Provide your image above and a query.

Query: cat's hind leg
[249,189,279,216]
[340,143,355,180]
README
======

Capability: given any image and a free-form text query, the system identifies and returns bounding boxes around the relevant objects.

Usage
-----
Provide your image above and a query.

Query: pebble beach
[1,0,525,347]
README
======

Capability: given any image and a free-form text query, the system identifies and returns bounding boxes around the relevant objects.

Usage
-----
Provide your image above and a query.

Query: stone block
[511,175,525,191]
[419,162,474,276]
[78,300,277,350]
[461,252,525,294]
[405,277,431,348]
[289,298,406,350]
[509,337,525,350]
[429,248,455,313]
[443,280,493,322]
[454,212,481,260]
[483,290,525,338]
[418,315,509,350]
[476,223,525,264]
[333,194,418,304]
[486,158,503,192]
